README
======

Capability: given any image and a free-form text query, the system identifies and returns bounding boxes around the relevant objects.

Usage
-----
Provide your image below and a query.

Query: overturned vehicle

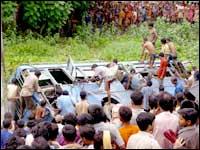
[9,57,194,121]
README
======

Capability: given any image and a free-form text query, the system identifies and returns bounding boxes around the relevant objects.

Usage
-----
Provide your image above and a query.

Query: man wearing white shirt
[127,112,161,149]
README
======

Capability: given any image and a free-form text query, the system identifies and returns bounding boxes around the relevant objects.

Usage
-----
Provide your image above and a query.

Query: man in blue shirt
[1,119,13,149]
[171,76,184,95]
[56,90,76,116]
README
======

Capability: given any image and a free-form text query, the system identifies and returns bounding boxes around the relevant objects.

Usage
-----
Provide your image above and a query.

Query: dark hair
[79,125,95,141]
[136,112,155,131]
[16,120,25,128]
[49,123,59,140]
[148,23,154,27]
[4,112,13,120]
[13,128,26,138]
[80,91,87,100]
[119,106,132,122]
[158,92,173,111]
[63,113,77,126]
[159,85,164,91]
[149,95,158,109]
[91,64,98,69]
[17,145,32,149]
[32,136,50,149]
[5,136,25,149]
[11,78,18,85]
[40,100,46,107]
[77,113,93,126]
[94,131,103,149]
[27,120,36,128]
[3,119,12,129]
[176,92,185,104]
[56,89,63,96]
[63,90,69,95]
[88,104,104,124]
[180,100,195,109]
[161,38,167,44]
[62,124,77,142]
[93,131,115,149]
[31,123,49,140]
[143,37,148,41]
[171,76,177,83]
[183,89,196,101]
[113,59,118,64]
[131,91,143,105]
[147,80,152,86]
[166,38,171,42]
[130,68,136,74]
[35,70,41,77]
[178,108,198,125]
[159,52,164,57]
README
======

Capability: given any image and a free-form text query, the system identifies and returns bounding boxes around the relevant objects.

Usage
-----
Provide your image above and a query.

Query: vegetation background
[2,1,199,82]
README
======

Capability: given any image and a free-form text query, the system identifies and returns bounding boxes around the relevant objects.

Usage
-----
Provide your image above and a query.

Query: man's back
[75,100,89,116]
[153,111,179,149]
[20,74,39,97]
[144,41,155,54]
[57,95,75,115]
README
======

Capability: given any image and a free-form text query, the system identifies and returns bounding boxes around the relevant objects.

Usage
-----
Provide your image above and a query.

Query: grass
[3,18,199,81]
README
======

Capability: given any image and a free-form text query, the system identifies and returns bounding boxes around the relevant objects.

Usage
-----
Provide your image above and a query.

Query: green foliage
[4,18,199,81]
[2,1,17,35]
[21,1,73,34]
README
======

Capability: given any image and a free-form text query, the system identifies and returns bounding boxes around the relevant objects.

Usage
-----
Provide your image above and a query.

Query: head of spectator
[158,52,165,60]
[94,131,116,149]
[34,70,41,78]
[149,95,159,115]
[28,113,35,121]
[176,92,185,107]
[31,123,49,140]
[77,113,93,126]
[119,106,132,124]
[180,100,195,109]
[131,91,144,107]
[136,112,155,133]
[16,120,25,129]
[183,89,196,101]
[63,113,77,126]
[16,145,33,149]
[113,59,118,64]
[31,136,50,149]
[158,91,174,113]
[3,119,12,130]
[88,104,105,124]
[130,68,136,74]
[79,125,95,146]
[26,120,36,130]
[5,136,25,149]
[91,64,98,71]
[146,80,152,87]
[48,123,59,141]
[171,76,179,86]
[40,100,47,108]
[159,85,165,92]
[13,128,26,138]
[148,22,154,29]
[62,124,77,142]
[161,38,167,45]
[11,78,18,85]
[178,108,198,127]
[80,91,87,100]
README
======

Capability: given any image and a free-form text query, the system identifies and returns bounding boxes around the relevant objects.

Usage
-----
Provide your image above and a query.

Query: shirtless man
[148,23,158,46]
[141,37,156,68]
[166,38,177,60]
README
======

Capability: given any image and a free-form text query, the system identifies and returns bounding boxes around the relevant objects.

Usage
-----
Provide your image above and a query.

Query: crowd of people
[1,1,199,149]
[85,1,199,31]
[1,56,199,149]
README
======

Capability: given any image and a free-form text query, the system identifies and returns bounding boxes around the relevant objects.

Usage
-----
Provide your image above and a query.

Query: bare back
[143,41,155,54]
[168,42,176,56]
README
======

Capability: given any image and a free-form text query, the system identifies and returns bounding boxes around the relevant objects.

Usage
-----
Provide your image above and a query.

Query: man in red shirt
[157,52,168,86]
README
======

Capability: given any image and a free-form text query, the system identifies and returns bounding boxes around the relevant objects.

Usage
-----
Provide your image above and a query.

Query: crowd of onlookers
[85,1,199,31]
[1,66,199,149]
